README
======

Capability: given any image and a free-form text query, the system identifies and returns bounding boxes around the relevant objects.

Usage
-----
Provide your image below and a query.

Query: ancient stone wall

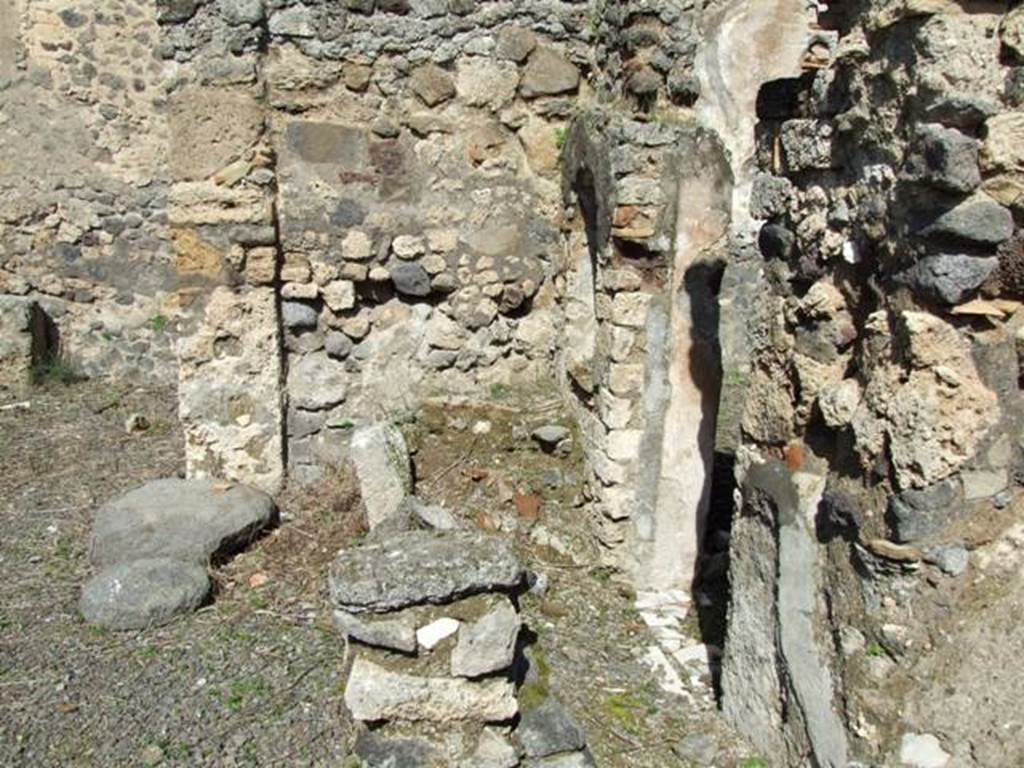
[721,1,1024,765]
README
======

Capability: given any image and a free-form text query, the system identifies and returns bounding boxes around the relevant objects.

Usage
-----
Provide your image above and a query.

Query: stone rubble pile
[329,525,594,767]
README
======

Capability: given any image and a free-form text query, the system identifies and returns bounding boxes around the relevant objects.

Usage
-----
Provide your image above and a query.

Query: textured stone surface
[328,530,524,613]
[0,297,40,392]
[515,700,587,758]
[80,558,210,630]
[852,312,1000,490]
[910,124,981,193]
[178,288,284,493]
[348,423,412,529]
[450,598,520,677]
[332,609,417,653]
[344,658,517,722]
[902,254,999,304]
[90,478,276,568]
[922,194,1014,245]
[520,47,579,98]
[353,732,441,768]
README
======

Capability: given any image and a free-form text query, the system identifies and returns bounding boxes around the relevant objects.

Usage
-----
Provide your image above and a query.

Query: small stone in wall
[410,63,456,107]
[340,314,371,339]
[426,228,458,253]
[608,363,644,396]
[469,728,519,768]
[342,230,373,261]
[909,124,981,193]
[921,193,1014,245]
[456,58,520,110]
[900,253,998,305]
[392,234,426,259]
[780,119,838,172]
[610,292,652,328]
[923,543,969,577]
[982,112,1024,173]
[324,331,353,360]
[532,425,570,449]
[281,300,319,330]
[750,173,795,219]
[281,282,319,300]
[322,280,356,311]
[496,25,536,63]
[353,733,440,768]
[391,262,431,297]
[520,47,580,98]
[244,247,277,285]
[342,62,373,92]
[287,355,347,410]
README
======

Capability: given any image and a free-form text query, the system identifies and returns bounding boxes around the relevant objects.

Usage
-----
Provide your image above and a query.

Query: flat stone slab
[344,658,518,723]
[349,423,412,530]
[332,609,417,654]
[90,478,277,567]
[79,558,210,630]
[451,598,521,678]
[328,530,525,614]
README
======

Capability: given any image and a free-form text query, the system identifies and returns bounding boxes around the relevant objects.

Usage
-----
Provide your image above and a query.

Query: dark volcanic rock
[901,253,999,304]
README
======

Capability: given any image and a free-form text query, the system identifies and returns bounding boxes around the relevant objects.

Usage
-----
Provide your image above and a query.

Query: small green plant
[866,643,887,658]
[225,677,268,712]
[740,758,770,768]
[518,646,552,712]
[31,357,83,386]
[602,691,647,734]
[554,126,569,151]
[149,314,168,333]
[489,382,510,399]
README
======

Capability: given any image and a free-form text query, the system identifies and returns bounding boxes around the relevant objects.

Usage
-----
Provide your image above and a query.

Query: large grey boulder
[79,558,210,630]
[349,423,412,529]
[328,530,525,613]
[344,658,517,722]
[451,598,521,678]
[89,478,277,568]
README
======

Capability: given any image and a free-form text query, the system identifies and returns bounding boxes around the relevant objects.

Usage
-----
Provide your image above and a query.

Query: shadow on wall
[683,260,734,697]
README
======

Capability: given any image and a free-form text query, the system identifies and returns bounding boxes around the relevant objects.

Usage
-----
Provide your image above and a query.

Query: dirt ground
[0,378,751,767]
[0,379,356,767]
